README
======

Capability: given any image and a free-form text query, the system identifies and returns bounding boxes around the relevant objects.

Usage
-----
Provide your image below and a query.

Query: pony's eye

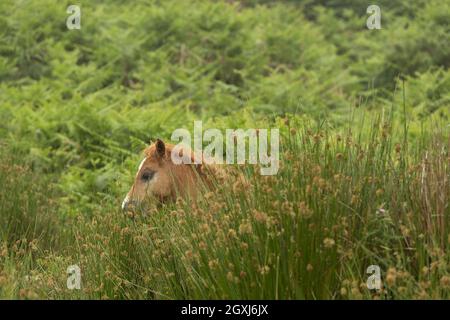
[141,170,155,182]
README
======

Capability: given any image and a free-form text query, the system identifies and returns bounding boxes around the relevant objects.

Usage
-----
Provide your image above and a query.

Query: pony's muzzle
[121,198,139,212]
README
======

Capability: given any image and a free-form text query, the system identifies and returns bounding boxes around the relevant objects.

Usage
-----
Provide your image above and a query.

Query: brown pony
[121,139,213,211]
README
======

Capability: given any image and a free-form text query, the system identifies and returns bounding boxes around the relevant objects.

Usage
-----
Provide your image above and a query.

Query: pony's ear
[155,139,166,158]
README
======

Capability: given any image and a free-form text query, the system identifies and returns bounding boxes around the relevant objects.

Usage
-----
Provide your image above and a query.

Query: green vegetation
[0,0,449,299]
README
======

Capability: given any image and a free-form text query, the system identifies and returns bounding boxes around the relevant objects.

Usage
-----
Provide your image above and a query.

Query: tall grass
[1,114,448,299]
[0,146,62,298]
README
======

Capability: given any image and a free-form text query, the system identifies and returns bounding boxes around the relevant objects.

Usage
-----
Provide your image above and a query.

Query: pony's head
[121,139,206,212]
